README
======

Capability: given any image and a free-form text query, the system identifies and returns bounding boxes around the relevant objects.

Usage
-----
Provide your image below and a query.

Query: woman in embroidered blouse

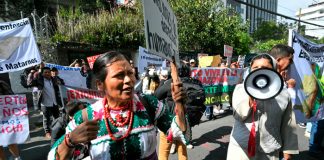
[226,54,299,160]
[48,51,189,160]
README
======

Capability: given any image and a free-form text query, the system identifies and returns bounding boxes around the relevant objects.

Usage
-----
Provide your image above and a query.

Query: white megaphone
[244,68,284,100]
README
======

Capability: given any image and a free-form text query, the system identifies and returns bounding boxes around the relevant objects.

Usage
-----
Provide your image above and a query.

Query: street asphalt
[3,109,323,160]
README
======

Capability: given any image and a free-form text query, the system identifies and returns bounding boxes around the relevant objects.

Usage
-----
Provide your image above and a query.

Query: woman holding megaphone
[227,54,299,160]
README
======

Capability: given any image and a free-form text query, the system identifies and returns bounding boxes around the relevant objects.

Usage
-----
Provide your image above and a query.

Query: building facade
[296,1,324,39]
[245,0,278,33]
[222,0,278,33]
[222,0,246,22]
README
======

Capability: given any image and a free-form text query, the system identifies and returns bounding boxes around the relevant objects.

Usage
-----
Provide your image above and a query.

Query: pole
[288,29,294,47]
[31,10,38,39]
[170,56,186,132]
[298,8,301,33]
[45,14,49,40]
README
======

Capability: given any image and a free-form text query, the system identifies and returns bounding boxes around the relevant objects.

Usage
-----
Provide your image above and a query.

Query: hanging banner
[59,85,104,107]
[142,0,180,65]
[289,31,324,122]
[0,94,29,146]
[138,46,165,74]
[45,63,88,89]
[0,18,41,73]
[191,67,245,106]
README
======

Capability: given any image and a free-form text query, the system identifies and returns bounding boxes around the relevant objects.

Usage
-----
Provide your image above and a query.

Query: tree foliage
[53,0,252,55]
[251,21,291,53]
[252,39,286,53]
[252,21,289,42]
[52,3,144,49]
[169,0,252,55]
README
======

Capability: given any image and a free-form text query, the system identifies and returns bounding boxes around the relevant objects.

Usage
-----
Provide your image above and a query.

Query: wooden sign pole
[170,56,186,132]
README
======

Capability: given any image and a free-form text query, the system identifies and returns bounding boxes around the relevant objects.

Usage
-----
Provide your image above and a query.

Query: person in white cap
[189,59,196,68]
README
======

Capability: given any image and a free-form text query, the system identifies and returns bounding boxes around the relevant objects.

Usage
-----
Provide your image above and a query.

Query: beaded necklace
[103,99,134,141]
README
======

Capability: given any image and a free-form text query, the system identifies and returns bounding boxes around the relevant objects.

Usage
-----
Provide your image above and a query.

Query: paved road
[3,109,322,160]
[168,110,320,160]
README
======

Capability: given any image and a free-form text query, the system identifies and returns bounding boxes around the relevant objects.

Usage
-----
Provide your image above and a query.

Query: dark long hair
[92,51,128,82]
[250,54,276,69]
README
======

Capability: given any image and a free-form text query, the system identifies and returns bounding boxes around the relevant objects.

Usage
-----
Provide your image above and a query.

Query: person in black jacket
[32,67,62,138]
[51,67,65,85]
[51,101,87,146]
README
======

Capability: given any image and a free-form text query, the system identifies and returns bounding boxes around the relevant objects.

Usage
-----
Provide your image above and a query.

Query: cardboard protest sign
[224,45,233,57]
[0,95,29,146]
[198,55,222,67]
[197,53,208,60]
[45,63,88,89]
[191,67,245,106]
[142,0,180,65]
[59,85,104,107]
[0,18,41,73]
[138,46,164,74]
[289,31,324,122]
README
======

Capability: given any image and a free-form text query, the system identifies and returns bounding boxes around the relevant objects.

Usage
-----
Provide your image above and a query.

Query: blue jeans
[205,106,213,120]
[309,119,324,152]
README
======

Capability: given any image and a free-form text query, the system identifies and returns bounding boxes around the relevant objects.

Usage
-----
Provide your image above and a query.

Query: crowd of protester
[0,44,323,160]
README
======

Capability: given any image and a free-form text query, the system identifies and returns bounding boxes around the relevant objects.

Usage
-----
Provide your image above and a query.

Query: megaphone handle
[248,99,257,157]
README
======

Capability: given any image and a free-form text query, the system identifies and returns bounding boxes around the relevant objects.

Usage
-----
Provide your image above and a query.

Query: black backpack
[181,77,206,127]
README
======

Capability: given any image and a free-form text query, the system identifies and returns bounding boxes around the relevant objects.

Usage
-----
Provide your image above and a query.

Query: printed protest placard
[289,31,324,122]
[142,0,180,65]
[59,85,104,107]
[45,63,88,89]
[87,54,101,69]
[191,67,245,106]
[0,95,29,146]
[224,45,233,57]
[0,18,41,73]
[138,46,164,74]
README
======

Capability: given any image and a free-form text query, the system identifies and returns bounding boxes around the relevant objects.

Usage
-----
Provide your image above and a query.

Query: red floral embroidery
[93,109,104,120]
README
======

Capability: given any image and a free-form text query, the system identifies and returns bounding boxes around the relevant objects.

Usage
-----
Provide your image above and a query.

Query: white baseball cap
[190,59,195,63]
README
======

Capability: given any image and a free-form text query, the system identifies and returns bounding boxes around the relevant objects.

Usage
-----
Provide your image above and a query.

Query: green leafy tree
[252,39,286,53]
[53,0,252,55]
[251,21,293,53]
[169,0,252,55]
[252,21,289,41]
[53,3,144,49]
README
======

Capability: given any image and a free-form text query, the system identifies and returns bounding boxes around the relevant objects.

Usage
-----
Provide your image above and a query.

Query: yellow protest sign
[198,55,222,67]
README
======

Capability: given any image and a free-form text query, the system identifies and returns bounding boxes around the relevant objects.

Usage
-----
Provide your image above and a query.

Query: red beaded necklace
[103,99,134,141]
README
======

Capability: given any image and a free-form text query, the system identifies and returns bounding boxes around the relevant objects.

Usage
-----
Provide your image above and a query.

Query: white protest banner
[45,63,88,89]
[289,31,324,122]
[0,95,29,146]
[191,67,245,106]
[0,18,41,73]
[142,0,180,64]
[138,46,164,74]
[59,85,104,107]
